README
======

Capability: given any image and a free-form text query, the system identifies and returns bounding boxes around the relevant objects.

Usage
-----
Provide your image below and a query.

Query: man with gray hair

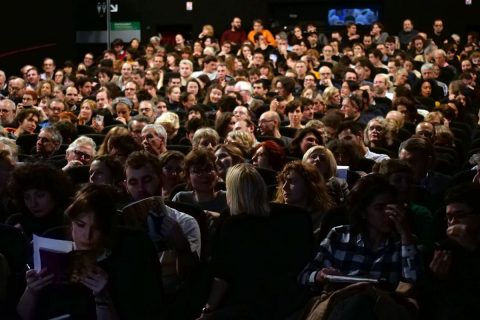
[35,127,63,160]
[63,136,96,170]
[433,48,456,85]
[141,124,167,156]
[0,98,16,127]
[421,62,447,98]
[0,70,7,96]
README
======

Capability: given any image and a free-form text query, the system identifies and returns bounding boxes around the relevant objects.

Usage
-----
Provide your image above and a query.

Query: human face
[232,18,241,29]
[126,164,162,201]
[21,114,38,134]
[71,212,102,251]
[306,150,329,177]
[446,202,478,227]
[43,59,55,73]
[40,83,52,97]
[26,69,39,85]
[68,144,94,165]
[139,101,154,121]
[83,54,94,67]
[54,71,64,85]
[121,63,132,78]
[36,131,57,156]
[128,120,146,145]
[233,106,249,121]
[65,87,79,105]
[461,60,472,72]
[22,94,35,107]
[175,34,185,45]
[215,147,234,180]
[24,189,56,217]
[162,158,183,189]
[80,102,93,121]
[403,20,413,32]
[187,81,199,96]
[366,193,396,236]
[340,98,357,119]
[433,20,443,34]
[258,115,276,136]
[282,171,307,207]
[115,104,131,122]
[416,123,434,140]
[420,81,432,97]
[252,146,269,169]
[179,63,192,78]
[300,133,320,154]
[169,87,181,102]
[209,88,223,104]
[373,76,387,94]
[0,101,15,125]
[188,163,217,192]
[288,106,302,127]
[96,91,110,108]
[89,160,113,185]
[295,62,307,76]
[142,128,165,155]
[157,102,168,115]
[367,121,384,144]
[80,82,93,97]
[124,82,137,98]
[338,129,361,147]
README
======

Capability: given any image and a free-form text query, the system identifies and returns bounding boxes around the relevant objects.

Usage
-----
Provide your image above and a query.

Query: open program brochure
[32,234,95,283]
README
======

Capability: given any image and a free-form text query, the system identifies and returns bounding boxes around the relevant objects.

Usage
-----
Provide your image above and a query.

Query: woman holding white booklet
[17,184,164,320]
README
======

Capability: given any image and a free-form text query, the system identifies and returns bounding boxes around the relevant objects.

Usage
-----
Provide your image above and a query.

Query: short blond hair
[226,163,270,216]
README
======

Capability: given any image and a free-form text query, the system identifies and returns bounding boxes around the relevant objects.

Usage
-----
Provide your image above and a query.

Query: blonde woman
[303,145,349,205]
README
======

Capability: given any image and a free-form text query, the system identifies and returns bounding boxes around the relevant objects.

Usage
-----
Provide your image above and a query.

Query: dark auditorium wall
[1,0,479,78]
[0,1,75,77]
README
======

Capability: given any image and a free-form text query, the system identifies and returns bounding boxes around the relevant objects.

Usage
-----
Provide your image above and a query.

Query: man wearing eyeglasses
[63,136,96,171]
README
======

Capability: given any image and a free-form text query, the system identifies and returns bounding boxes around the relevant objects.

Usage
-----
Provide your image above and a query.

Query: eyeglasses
[73,150,92,160]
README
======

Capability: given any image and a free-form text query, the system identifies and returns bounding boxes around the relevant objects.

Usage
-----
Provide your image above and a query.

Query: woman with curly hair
[275,161,334,242]
[251,140,286,172]
[6,163,73,240]
[364,116,399,154]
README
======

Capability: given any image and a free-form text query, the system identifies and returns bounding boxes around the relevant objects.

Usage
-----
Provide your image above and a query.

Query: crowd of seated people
[1,14,480,320]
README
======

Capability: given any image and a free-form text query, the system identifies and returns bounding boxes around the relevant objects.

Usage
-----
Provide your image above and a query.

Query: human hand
[386,204,412,241]
[429,250,452,278]
[315,267,341,284]
[80,266,109,296]
[25,268,54,295]
[269,98,279,111]
[115,116,127,125]
[91,119,104,133]
[447,224,479,251]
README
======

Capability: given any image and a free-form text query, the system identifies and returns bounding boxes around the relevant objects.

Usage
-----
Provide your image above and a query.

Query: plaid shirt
[299,225,422,287]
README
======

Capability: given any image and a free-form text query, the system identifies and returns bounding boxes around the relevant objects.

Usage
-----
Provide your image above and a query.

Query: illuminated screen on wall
[327,8,379,26]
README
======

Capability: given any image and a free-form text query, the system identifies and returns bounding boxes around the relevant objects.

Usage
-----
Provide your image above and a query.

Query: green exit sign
[111,21,140,31]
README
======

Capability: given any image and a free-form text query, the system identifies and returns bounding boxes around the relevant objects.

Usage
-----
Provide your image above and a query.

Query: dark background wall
[1,0,479,77]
